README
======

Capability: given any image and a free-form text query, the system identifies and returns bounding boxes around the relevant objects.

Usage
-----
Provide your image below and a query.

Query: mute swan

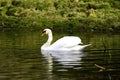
[41,28,91,51]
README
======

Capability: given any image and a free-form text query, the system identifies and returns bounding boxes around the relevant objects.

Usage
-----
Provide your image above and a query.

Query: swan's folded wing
[49,36,82,49]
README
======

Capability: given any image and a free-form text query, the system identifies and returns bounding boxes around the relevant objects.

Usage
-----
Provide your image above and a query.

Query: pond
[0,30,119,80]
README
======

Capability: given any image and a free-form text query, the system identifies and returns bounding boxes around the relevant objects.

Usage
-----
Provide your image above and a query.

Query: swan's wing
[50,36,82,49]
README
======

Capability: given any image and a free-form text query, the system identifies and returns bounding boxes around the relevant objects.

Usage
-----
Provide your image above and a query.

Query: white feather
[41,29,91,51]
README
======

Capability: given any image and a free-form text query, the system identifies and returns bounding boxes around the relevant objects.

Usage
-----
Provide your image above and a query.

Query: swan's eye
[42,30,46,36]
[42,30,46,33]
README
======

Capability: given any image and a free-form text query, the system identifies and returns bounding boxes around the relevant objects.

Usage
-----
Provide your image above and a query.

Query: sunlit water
[0,30,119,80]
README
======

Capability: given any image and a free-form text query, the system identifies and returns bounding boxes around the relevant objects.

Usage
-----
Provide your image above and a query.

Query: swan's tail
[80,44,91,50]
[84,44,91,47]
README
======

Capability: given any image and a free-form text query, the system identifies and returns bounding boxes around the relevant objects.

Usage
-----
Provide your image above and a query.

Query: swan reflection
[41,50,87,67]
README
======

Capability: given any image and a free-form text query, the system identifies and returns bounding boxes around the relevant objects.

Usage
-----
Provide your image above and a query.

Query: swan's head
[42,28,52,36]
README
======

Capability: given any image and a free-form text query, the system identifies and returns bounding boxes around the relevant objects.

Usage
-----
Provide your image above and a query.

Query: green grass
[0,0,120,32]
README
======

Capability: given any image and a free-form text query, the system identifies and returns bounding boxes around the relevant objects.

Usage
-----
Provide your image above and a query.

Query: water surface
[0,30,119,80]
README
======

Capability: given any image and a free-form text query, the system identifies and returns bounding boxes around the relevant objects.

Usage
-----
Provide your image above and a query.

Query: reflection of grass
[102,37,107,51]
[0,30,119,51]
[102,35,120,50]
[88,34,120,51]
[0,30,41,50]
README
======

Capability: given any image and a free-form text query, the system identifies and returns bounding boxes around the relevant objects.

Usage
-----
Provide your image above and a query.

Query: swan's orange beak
[41,31,46,36]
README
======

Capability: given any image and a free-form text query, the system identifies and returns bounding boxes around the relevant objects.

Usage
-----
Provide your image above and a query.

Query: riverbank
[0,0,120,33]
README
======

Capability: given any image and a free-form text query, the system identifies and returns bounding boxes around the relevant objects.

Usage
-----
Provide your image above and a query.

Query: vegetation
[0,0,120,32]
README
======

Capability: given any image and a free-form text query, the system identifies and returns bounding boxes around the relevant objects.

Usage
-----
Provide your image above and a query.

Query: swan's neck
[47,32,53,45]
[41,31,53,49]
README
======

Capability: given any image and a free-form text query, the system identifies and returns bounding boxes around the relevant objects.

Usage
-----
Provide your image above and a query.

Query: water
[0,30,119,80]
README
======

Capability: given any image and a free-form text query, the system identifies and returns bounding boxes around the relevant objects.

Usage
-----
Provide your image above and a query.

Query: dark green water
[0,30,119,80]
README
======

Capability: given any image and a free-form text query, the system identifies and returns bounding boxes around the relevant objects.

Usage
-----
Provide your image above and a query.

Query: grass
[0,0,120,32]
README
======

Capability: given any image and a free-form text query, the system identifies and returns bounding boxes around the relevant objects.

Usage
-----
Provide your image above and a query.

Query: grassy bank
[0,0,120,33]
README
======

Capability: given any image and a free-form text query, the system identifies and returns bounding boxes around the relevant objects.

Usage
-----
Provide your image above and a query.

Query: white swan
[41,28,91,51]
